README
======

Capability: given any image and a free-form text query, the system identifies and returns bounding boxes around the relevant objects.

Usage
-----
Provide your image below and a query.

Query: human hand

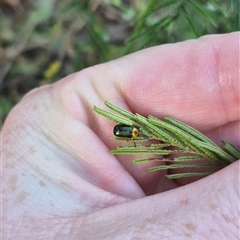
[2,32,239,239]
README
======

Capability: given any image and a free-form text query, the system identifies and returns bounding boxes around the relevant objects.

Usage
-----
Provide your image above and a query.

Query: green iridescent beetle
[113,124,139,139]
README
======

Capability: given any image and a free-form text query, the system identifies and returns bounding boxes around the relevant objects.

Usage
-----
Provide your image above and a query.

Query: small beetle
[113,124,139,139]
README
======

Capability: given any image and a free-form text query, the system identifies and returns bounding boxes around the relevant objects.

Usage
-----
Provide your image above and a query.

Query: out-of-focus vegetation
[1,0,239,128]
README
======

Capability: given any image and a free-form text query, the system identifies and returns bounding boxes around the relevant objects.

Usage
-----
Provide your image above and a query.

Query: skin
[2,32,239,239]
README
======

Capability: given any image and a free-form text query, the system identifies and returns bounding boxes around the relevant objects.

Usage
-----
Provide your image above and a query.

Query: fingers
[45,32,239,192]
[3,82,145,199]
[45,32,239,145]
[77,32,239,131]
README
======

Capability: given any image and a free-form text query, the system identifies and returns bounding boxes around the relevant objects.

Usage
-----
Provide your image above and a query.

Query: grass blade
[222,141,240,159]
[166,172,212,179]
[93,105,134,125]
[164,116,218,146]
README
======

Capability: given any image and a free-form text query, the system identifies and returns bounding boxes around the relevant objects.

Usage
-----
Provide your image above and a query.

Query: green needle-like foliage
[94,102,239,179]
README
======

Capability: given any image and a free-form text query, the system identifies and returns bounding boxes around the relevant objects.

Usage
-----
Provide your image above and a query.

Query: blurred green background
[1,0,239,128]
